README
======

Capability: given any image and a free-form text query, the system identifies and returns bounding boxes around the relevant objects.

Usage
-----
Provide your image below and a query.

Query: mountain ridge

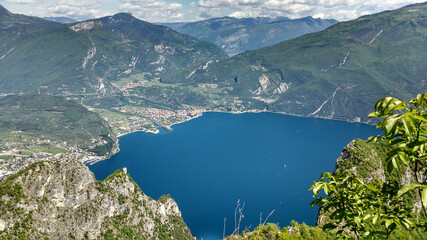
[44,16,76,23]
[162,16,338,55]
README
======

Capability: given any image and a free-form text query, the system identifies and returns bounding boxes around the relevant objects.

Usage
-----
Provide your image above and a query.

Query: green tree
[367,93,427,218]
[310,92,427,239]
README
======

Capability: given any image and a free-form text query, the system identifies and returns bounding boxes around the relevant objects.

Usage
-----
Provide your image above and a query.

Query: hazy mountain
[0,5,226,94]
[161,16,338,55]
[162,2,427,123]
[44,16,77,23]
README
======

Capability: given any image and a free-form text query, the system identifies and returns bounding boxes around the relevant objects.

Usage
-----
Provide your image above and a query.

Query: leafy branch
[310,92,427,239]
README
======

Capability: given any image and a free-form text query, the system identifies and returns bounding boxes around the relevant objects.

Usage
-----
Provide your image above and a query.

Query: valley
[0,0,426,187]
[0,1,426,239]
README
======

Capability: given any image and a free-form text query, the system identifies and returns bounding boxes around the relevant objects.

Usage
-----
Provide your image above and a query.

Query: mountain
[0,5,226,95]
[0,158,193,239]
[44,16,77,23]
[162,16,337,55]
[163,2,427,123]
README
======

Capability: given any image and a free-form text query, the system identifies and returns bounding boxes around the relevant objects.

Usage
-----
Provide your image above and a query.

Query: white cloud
[119,0,184,22]
[2,0,424,22]
[193,0,426,21]
[45,0,108,20]
[4,0,35,4]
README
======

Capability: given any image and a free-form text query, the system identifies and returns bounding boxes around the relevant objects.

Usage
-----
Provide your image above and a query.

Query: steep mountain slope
[0,159,193,239]
[0,5,226,94]
[162,16,337,55]
[163,2,427,123]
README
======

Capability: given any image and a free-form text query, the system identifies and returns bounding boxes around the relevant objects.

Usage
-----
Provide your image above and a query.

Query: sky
[0,0,425,23]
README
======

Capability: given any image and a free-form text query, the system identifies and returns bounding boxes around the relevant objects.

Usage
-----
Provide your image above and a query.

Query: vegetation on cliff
[311,93,427,239]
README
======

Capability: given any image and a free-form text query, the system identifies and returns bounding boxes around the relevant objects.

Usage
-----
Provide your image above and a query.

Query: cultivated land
[0,95,118,180]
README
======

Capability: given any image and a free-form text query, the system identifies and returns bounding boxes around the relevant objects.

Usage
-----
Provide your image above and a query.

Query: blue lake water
[89,112,379,239]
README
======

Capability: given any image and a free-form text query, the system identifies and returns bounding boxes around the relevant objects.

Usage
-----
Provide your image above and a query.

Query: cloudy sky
[1,0,425,23]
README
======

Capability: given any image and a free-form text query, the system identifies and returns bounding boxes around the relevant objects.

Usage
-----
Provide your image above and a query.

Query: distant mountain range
[162,16,337,55]
[0,3,426,125]
[162,2,427,123]
[43,16,76,23]
[0,5,226,94]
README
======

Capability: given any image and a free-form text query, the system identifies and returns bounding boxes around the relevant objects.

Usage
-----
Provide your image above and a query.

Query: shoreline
[116,108,374,139]
[90,109,374,165]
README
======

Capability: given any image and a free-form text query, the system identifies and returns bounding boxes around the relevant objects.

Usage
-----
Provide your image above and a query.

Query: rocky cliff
[0,158,193,239]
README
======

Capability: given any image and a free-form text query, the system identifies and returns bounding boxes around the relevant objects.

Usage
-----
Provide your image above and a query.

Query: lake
[89,112,379,239]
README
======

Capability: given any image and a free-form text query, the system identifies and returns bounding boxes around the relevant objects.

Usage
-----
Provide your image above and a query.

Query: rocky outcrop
[333,139,389,183]
[0,159,193,239]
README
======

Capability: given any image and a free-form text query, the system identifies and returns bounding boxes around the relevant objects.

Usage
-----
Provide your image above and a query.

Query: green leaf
[390,138,405,145]
[385,219,393,228]
[324,183,331,195]
[401,218,414,229]
[322,223,336,231]
[368,112,382,118]
[398,152,409,165]
[311,183,323,196]
[422,188,427,209]
[402,115,416,136]
[392,156,401,171]
[354,216,362,226]
[397,183,424,198]
[372,214,379,225]
[367,135,384,143]
[384,115,401,136]
[366,184,380,193]
[331,208,346,219]
[387,159,394,173]
[375,97,405,115]
[413,115,427,122]
[411,93,427,108]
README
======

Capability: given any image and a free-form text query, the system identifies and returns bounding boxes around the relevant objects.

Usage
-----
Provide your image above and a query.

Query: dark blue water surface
[89,112,378,239]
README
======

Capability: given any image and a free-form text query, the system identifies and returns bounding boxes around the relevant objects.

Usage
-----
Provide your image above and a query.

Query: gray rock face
[0,159,194,239]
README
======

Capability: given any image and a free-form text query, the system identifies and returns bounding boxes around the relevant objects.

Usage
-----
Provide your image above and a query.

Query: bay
[89,112,379,239]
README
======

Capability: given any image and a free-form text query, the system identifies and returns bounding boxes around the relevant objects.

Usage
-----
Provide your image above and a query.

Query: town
[0,131,109,181]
